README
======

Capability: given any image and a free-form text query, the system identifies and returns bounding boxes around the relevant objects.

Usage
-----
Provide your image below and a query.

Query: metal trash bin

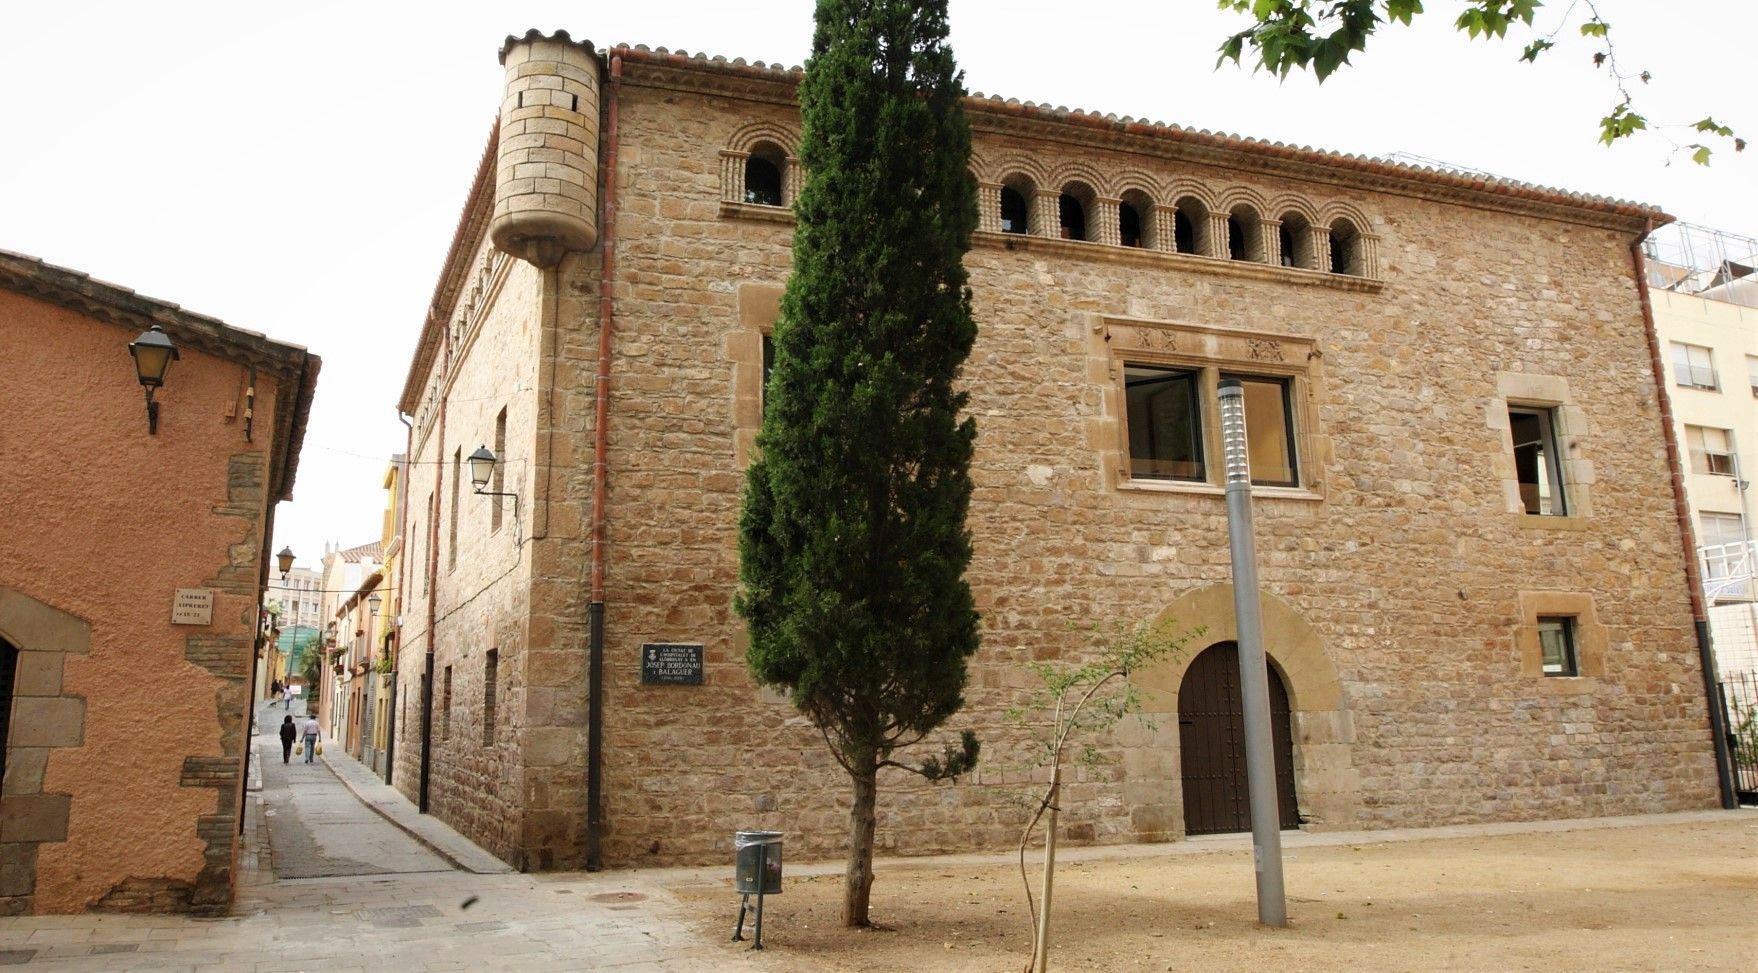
[733,830,783,895]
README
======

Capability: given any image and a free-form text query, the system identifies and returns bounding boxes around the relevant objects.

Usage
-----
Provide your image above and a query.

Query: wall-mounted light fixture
[128,325,179,434]
[276,546,295,580]
[467,446,523,548]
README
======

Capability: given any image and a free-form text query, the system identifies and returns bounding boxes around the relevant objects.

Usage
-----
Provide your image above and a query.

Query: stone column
[1262,217,1284,267]
[1312,232,1334,274]
[977,181,1003,234]
[784,157,803,205]
[1209,212,1232,259]
[1092,197,1122,246]
[720,150,746,205]
[1033,190,1060,238]
[1152,205,1179,253]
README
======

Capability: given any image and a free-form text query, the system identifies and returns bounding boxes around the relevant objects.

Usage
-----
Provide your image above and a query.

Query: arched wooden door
[1178,641,1299,835]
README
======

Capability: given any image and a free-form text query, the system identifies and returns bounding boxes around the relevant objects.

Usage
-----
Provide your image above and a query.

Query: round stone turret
[490,30,602,268]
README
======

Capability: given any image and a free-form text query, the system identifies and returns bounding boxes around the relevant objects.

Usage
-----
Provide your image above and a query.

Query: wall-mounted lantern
[468,446,523,548]
[276,546,295,580]
[128,325,179,434]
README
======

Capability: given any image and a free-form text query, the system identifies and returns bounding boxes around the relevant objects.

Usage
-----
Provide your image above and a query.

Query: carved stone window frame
[1489,371,1594,526]
[1093,314,1328,501]
[1513,591,1608,693]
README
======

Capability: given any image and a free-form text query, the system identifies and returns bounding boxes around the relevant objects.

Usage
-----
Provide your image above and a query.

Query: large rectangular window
[1671,342,1718,391]
[1125,365,1204,481]
[1685,425,1737,476]
[1508,406,1567,516]
[1537,616,1579,677]
[1700,511,1750,600]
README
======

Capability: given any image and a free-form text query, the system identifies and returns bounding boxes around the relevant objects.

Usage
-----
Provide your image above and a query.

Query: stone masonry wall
[576,80,1720,868]
[393,241,542,866]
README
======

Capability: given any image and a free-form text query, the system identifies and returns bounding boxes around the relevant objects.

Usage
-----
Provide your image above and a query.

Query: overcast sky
[4,1,1752,574]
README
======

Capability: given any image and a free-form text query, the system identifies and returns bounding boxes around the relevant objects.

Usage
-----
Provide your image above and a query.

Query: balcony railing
[1701,540,1758,601]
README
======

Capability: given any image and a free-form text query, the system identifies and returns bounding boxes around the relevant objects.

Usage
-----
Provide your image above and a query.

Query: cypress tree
[736,0,981,928]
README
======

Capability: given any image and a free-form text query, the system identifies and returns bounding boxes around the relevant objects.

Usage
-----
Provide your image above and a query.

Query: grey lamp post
[1218,379,1288,928]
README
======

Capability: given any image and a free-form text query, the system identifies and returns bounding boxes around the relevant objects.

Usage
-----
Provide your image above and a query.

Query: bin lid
[734,831,783,844]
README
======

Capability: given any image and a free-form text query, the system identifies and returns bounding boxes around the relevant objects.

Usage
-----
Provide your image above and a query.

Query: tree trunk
[843,761,879,927]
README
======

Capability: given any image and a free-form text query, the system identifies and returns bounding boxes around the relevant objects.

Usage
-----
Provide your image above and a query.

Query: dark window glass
[1174,208,1196,254]
[761,334,775,416]
[744,156,782,206]
[1059,193,1086,240]
[1120,202,1143,248]
[1228,215,1247,260]
[1000,187,1028,234]
[1509,406,1567,515]
[1224,374,1298,487]
[1126,365,1204,481]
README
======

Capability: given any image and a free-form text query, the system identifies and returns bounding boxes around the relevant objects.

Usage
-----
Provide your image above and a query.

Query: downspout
[386,412,415,786]
[419,321,449,814]
[586,52,622,872]
[1631,227,1738,808]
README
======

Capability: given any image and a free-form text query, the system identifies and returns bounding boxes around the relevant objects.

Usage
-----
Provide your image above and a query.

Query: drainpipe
[585,52,622,872]
[419,321,450,814]
[386,412,414,786]
[1631,227,1738,808]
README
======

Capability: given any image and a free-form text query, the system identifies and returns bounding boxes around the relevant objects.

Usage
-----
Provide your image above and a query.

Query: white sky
[3,1,1752,574]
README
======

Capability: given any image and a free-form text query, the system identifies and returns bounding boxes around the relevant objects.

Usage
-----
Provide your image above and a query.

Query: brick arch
[1045,160,1110,197]
[1268,193,1322,226]
[0,587,92,916]
[1113,169,1166,204]
[1132,583,1357,832]
[725,120,799,156]
[1213,185,1272,215]
[1164,179,1219,212]
[1316,200,1374,232]
[988,155,1051,187]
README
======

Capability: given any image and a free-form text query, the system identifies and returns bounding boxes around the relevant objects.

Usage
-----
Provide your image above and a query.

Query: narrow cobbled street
[0,699,760,972]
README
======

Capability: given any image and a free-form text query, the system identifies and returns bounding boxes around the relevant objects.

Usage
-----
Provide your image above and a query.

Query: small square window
[1508,406,1568,516]
[1537,616,1578,676]
[1746,355,1758,398]
[1125,364,1204,481]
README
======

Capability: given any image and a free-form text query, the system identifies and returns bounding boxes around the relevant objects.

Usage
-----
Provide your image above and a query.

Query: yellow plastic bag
[315,741,323,755]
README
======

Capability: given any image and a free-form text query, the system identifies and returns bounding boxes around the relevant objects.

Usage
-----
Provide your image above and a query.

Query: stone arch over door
[0,588,92,916]
[1132,583,1357,834]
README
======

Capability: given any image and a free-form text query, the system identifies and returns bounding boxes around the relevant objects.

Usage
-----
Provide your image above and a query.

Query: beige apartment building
[1647,223,1758,677]
[387,30,1727,872]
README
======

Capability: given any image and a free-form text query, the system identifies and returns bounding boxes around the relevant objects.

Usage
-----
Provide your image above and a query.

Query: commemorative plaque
[641,643,704,685]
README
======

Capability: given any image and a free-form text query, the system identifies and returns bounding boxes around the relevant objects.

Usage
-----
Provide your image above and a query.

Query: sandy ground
[675,812,1758,972]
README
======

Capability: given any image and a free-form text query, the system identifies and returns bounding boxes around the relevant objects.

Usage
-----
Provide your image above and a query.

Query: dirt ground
[674,813,1758,972]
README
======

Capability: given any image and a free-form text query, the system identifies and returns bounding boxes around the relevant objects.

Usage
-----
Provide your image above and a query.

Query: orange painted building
[0,251,317,915]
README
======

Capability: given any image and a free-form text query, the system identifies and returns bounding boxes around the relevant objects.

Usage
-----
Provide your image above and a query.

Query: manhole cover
[588,891,648,904]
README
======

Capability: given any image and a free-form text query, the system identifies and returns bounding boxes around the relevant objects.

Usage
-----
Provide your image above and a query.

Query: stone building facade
[0,250,316,913]
[390,30,1723,872]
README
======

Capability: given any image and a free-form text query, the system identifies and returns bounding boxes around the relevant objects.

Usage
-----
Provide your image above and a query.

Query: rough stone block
[0,793,71,843]
[7,697,84,748]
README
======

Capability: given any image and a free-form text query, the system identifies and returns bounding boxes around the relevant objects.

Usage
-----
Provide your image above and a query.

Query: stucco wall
[0,289,278,913]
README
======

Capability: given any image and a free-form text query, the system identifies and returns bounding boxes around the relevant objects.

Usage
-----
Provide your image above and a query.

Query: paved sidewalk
[254,702,451,880]
[317,739,512,875]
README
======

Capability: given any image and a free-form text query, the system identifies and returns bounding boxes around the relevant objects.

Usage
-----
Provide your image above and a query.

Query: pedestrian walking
[302,713,321,763]
[279,715,297,764]
[283,684,294,709]
[270,678,282,699]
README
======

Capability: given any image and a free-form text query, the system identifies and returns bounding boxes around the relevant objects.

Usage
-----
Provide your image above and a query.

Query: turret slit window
[492,408,508,531]
[482,649,498,747]
[449,450,460,570]
[1508,406,1567,516]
